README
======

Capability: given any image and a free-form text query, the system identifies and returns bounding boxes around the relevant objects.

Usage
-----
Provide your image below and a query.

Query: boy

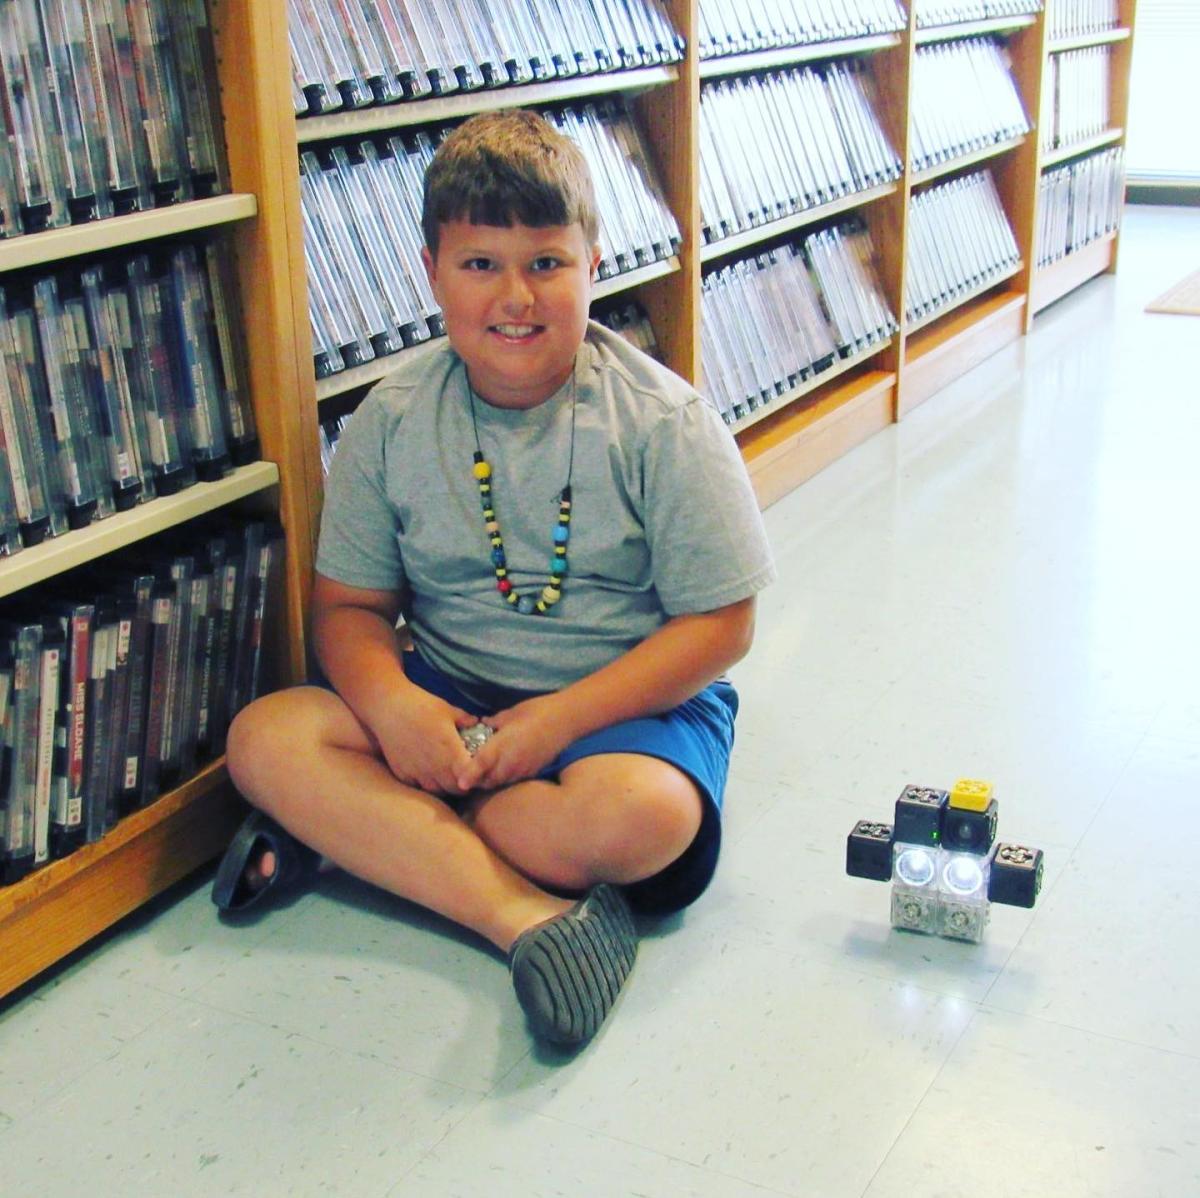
[216,109,775,1047]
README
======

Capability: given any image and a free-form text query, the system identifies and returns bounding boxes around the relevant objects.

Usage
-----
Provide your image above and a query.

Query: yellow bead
[541,585,561,605]
[473,461,492,480]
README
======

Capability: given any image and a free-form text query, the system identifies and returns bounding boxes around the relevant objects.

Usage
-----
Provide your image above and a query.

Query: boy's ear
[589,243,602,280]
[420,245,438,294]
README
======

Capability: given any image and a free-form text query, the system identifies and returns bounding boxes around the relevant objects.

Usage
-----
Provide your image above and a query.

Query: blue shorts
[400,649,737,915]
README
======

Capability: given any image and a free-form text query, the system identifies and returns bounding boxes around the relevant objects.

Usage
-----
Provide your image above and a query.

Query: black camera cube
[893,786,948,847]
[941,798,998,855]
[847,820,894,882]
[988,842,1044,908]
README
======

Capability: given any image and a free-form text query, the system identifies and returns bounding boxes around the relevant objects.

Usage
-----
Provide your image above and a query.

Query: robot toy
[846,780,1044,943]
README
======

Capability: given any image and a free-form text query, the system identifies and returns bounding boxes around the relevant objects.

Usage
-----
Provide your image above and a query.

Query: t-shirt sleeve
[314,396,407,593]
[642,399,777,614]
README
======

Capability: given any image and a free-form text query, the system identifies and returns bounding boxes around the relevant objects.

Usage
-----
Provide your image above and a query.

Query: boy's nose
[499,270,535,312]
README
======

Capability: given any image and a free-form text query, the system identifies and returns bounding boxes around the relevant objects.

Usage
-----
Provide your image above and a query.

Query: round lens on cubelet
[942,855,984,895]
[895,848,935,886]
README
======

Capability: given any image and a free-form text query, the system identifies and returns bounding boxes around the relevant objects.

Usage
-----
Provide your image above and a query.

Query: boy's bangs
[452,156,575,231]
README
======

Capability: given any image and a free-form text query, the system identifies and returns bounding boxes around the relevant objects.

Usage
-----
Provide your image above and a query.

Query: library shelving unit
[1026,1,1138,321]
[0,2,318,1001]
[0,0,1138,999]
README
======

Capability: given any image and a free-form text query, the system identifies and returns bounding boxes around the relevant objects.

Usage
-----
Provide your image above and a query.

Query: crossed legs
[224,686,703,952]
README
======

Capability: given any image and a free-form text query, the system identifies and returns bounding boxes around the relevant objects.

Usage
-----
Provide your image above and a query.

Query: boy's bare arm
[460,596,757,791]
[312,572,477,793]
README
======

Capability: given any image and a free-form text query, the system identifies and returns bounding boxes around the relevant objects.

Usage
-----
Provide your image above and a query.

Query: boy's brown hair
[421,109,600,257]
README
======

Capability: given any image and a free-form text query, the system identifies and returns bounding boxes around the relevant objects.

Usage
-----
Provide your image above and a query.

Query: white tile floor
[3,205,1199,1197]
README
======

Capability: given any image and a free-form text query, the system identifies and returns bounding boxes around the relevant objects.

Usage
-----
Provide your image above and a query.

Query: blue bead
[491,548,506,567]
[553,526,569,544]
[550,557,567,575]
[517,595,536,614]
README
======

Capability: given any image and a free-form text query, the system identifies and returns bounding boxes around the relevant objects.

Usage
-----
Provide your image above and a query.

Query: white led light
[895,847,936,887]
[941,854,985,896]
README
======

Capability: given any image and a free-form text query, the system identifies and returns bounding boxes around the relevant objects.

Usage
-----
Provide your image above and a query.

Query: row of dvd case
[913,0,1041,26]
[905,169,1020,320]
[0,0,227,239]
[1040,46,1111,151]
[700,62,901,245]
[303,99,680,380]
[289,0,683,116]
[697,0,906,58]
[910,39,1030,171]
[1036,146,1123,266]
[701,219,896,424]
[0,517,284,885]
[0,242,257,556]
[1047,0,1119,39]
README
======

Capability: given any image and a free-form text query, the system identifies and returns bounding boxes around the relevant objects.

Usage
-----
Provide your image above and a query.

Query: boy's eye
[531,256,562,272]
[463,257,493,271]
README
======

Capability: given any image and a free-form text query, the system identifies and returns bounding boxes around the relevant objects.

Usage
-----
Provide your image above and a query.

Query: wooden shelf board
[905,260,1023,335]
[900,288,1026,415]
[0,461,279,598]
[1048,27,1132,53]
[0,194,259,275]
[592,254,681,299]
[1031,233,1116,314]
[296,65,679,143]
[910,135,1028,187]
[729,338,893,435]
[1039,128,1125,169]
[914,14,1038,44]
[739,369,896,508]
[313,258,683,404]
[0,760,246,1002]
[699,33,903,79]
[700,183,899,263]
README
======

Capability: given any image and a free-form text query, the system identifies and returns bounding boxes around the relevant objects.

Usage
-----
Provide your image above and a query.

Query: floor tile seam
[975,998,1200,1065]
[173,987,501,1099]
[857,999,982,1197]
[470,1098,803,1198]
[976,724,1151,1008]
[381,1089,493,1198]
[0,983,193,1130]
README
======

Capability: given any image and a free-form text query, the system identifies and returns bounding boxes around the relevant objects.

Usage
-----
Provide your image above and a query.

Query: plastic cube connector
[949,778,994,812]
[988,843,1045,908]
[846,821,893,881]
[941,798,998,855]
[847,782,1041,943]
[891,886,939,934]
[893,785,948,846]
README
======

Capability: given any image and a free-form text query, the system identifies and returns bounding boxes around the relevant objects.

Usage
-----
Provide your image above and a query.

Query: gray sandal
[509,884,638,1046]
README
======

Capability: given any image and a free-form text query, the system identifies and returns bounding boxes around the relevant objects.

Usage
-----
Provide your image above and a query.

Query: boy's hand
[373,690,479,796]
[455,695,573,793]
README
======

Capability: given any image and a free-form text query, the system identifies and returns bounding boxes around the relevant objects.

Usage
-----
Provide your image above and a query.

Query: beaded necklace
[467,372,575,616]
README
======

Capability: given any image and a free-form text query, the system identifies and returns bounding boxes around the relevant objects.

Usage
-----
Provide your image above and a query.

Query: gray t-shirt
[316,321,775,700]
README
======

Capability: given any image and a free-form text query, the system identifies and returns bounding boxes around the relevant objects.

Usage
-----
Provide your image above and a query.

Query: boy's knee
[564,759,704,879]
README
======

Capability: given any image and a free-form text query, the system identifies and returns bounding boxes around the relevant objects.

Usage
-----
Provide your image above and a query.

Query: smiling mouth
[490,323,541,339]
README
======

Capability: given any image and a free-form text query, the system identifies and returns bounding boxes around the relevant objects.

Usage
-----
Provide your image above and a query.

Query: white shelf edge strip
[0,194,259,275]
[297,65,678,143]
[0,461,280,597]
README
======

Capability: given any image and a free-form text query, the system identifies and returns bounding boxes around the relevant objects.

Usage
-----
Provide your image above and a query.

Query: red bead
[497,578,512,594]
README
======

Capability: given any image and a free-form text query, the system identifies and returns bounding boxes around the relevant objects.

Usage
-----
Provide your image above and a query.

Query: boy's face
[422,220,602,409]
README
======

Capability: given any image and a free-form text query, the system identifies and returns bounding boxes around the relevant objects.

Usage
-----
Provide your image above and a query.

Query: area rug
[1146,268,1200,315]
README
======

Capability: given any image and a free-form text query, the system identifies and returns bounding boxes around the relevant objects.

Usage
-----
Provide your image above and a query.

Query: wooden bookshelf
[1026,3,1137,329]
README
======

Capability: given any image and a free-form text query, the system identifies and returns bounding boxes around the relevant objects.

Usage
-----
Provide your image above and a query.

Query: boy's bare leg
[462,755,704,895]
[225,687,576,952]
